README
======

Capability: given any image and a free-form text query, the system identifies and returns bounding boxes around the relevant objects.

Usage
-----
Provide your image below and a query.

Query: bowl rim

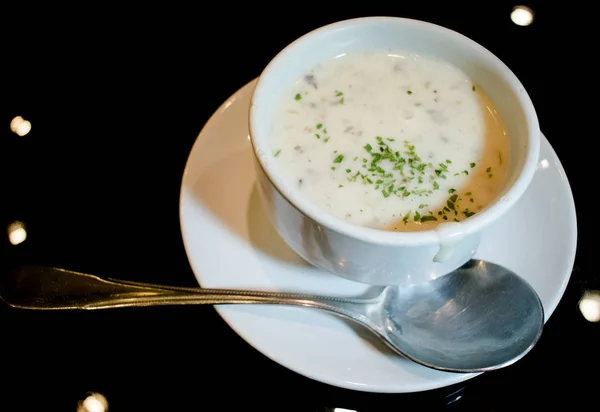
[248,16,540,247]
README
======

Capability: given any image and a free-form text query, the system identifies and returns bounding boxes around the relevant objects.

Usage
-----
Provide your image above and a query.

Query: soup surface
[269,49,510,231]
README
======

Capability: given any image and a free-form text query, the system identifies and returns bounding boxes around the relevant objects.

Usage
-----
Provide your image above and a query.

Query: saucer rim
[179,77,577,393]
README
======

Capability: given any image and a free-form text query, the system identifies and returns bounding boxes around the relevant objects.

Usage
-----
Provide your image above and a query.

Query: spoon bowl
[0,259,544,373]
[376,260,544,372]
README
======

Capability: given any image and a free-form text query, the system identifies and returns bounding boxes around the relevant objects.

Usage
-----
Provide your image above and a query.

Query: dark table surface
[1,2,597,410]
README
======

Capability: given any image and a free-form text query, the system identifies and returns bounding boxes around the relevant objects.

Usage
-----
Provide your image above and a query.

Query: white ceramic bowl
[249,16,540,286]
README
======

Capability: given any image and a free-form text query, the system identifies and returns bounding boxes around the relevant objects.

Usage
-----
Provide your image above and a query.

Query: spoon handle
[0,265,367,312]
[61,292,348,311]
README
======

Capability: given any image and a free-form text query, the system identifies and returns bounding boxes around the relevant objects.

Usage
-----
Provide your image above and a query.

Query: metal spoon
[0,259,544,373]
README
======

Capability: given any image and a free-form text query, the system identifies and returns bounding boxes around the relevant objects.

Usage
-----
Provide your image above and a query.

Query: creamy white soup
[269,49,509,232]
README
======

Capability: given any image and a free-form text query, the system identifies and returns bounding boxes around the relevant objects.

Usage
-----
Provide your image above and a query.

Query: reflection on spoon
[0,259,544,374]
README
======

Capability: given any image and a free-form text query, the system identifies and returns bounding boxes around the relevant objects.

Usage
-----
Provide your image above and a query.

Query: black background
[1,2,597,410]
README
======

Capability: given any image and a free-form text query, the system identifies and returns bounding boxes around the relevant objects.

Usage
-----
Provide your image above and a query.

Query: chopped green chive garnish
[294,93,301,101]
[274,149,281,157]
[312,132,482,223]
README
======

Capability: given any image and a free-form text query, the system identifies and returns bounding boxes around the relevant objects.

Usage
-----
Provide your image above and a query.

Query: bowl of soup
[249,16,540,286]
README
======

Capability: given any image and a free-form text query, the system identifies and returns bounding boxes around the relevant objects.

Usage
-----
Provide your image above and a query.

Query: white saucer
[179,78,577,393]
